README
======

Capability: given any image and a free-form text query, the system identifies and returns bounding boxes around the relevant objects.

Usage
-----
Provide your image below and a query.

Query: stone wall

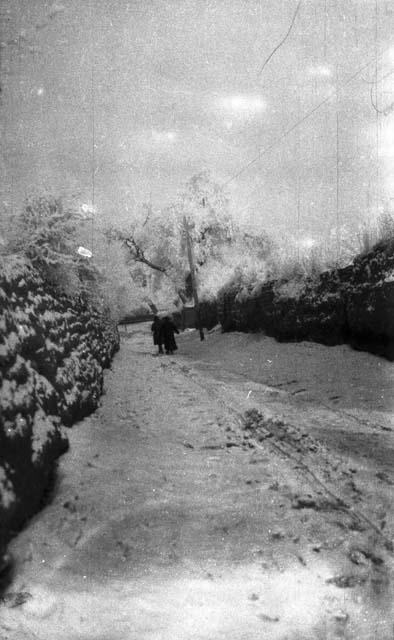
[217,240,394,360]
[0,255,119,561]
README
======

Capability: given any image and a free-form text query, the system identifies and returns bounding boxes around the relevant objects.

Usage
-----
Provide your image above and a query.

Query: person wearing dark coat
[151,316,163,354]
[160,316,179,355]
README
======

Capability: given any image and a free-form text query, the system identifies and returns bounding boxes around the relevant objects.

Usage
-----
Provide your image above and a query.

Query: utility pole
[183,215,204,341]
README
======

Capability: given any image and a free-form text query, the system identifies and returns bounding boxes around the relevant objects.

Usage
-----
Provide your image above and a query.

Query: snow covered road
[2,326,394,639]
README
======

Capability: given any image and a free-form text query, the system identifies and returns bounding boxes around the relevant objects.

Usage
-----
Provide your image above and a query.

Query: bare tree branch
[258,1,301,77]
[141,206,151,228]
[124,238,167,273]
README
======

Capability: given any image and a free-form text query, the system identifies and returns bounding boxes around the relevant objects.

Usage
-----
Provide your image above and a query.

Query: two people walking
[151,315,179,355]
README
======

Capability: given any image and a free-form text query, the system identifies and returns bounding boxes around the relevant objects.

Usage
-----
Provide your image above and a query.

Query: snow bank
[0,255,119,561]
[217,239,394,359]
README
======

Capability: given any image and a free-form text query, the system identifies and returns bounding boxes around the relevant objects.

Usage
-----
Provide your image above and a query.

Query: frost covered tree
[11,194,77,265]
[6,193,139,319]
[8,193,100,297]
[106,171,233,303]
[105,202,186,303]
[179,170,232,267]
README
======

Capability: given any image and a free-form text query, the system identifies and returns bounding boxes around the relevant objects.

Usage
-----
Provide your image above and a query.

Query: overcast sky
[2,0,394,243]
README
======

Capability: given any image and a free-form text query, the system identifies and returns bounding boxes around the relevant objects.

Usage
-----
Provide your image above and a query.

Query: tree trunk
[183,216,204,341]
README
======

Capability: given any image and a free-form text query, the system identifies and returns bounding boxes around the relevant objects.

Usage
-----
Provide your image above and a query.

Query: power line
[336,105,340,262]
[375,0,380,216]
[230,139,394,222]
[323,0,328,58]
[222,43,392,190]
[296,93,301,261]
[90,0,95,253]
[222,92,333,188]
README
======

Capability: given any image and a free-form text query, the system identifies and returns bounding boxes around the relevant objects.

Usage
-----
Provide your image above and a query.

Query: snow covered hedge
[217,239,394,359]
[0,255,119,559]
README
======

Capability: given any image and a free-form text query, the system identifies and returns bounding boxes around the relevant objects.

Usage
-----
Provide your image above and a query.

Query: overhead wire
[336,64,340,262]
[375,0,380,216]
[221,41,393,200]
[89,0,96,253]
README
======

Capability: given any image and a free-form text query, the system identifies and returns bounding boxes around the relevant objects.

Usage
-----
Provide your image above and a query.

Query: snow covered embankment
[0,256,119,561]
[218,239,394,359]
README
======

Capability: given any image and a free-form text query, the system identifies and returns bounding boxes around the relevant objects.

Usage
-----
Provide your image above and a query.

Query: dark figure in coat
[160,316,179,355]
[151,316,163,354]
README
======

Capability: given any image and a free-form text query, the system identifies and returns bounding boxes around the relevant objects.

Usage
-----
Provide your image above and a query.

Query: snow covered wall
[218,239,394,360]
[0,255,119,562]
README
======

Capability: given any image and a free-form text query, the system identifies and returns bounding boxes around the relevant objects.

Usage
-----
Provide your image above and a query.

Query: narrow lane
[2,326,393,640]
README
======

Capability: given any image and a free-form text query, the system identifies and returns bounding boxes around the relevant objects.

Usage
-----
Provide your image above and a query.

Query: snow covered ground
[1,325,393,639]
